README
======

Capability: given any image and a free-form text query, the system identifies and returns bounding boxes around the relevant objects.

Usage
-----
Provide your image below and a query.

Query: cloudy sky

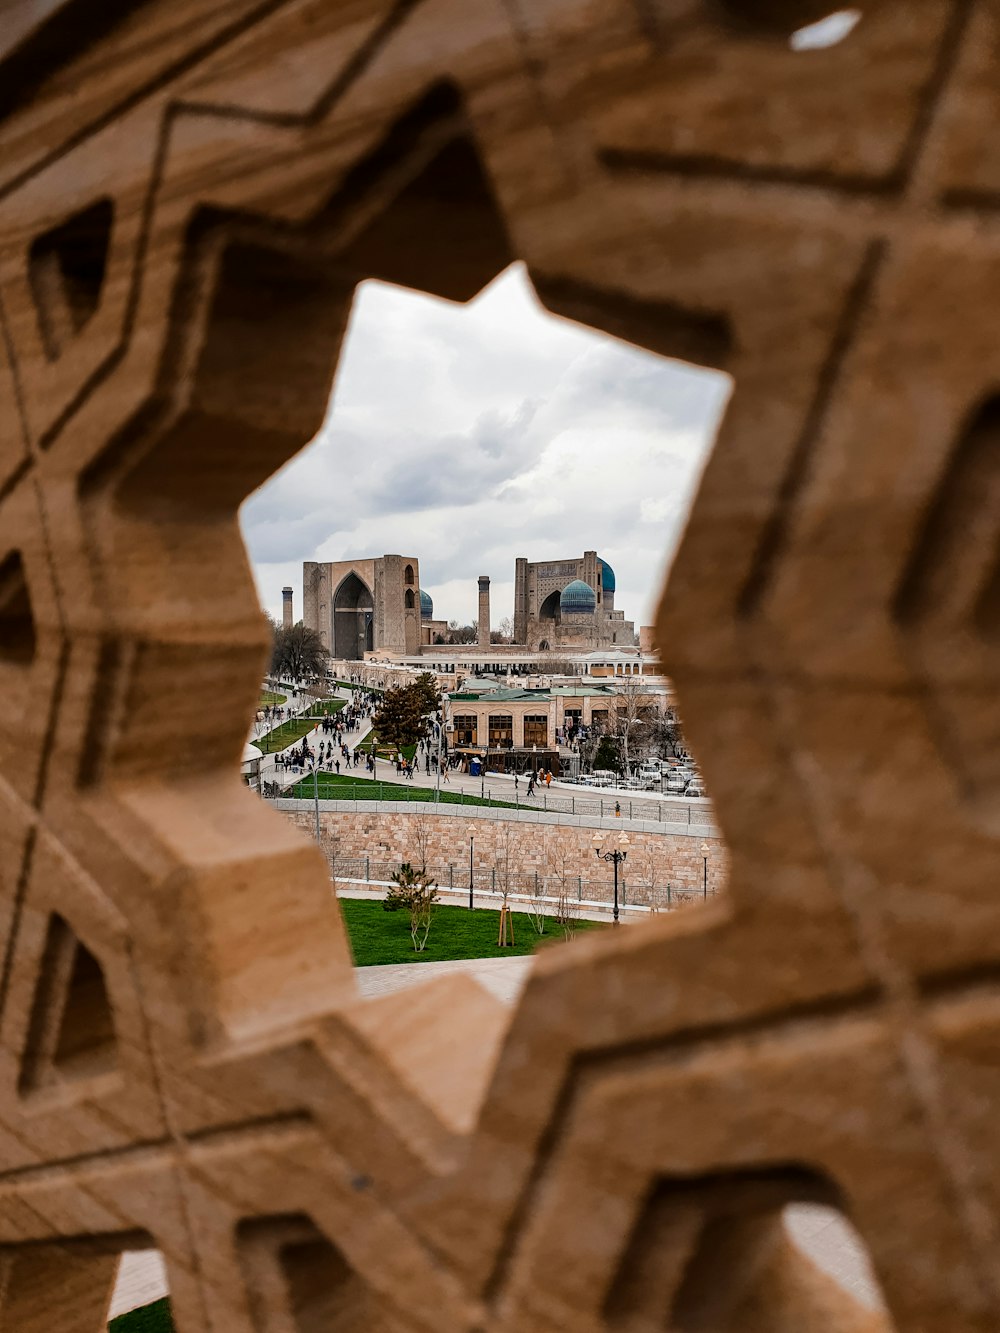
[241,263,731,632]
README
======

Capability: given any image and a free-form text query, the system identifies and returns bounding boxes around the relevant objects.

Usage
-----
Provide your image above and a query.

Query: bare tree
[555,880,579,941]
[409,813,432,876]
[552,848,580,940]
[493,822,521,946]
[635,849,667,913]
[610,676,659,775]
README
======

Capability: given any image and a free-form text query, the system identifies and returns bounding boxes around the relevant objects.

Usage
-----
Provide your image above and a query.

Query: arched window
[405,589,415,609]
[404,563,415,585]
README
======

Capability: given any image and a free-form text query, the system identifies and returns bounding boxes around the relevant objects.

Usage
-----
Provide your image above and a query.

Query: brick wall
[287,809,727,898]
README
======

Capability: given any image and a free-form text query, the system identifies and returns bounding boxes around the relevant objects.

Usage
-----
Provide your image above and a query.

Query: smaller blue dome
[560,579,596,614]
[600,558,615,593]
[419,588,433,619]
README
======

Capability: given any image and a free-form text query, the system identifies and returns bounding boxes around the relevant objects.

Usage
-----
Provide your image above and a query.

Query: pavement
[107,955,882,1323]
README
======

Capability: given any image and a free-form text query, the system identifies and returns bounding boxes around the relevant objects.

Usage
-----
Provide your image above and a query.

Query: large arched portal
[538,590,562,622]
[333,572,373,660]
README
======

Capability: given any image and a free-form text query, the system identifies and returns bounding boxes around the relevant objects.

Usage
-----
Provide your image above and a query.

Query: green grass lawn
[257,717,318,751]
[339,896,602,965]
[308,698,347,716]
[286,772,518,809]
[357,733,417,762]
[109,1298,174,1332]
[332,678,384,694]
[259,689,286,706]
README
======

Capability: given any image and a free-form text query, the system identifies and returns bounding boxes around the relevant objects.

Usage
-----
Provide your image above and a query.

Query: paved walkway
[355,955,534,1004]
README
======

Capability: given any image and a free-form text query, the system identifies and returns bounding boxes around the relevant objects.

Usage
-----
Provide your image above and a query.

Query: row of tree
[581,677,687,775]
[439,616,516,645]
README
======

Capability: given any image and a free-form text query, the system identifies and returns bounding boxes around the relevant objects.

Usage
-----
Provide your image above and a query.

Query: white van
[592,769,618,787]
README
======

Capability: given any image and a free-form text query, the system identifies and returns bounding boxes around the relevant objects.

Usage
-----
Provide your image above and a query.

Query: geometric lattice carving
[0,549,35,665]
[624,1171,890,1333]
[1,1,1000,1330]
[238,1214,378,1332]
[27,197,113,360]
[18,914,117,1094]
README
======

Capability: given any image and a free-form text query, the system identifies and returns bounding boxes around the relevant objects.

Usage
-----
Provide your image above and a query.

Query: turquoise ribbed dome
[600,558,615,593]
[560,579,596,613]
[419,589,433,619]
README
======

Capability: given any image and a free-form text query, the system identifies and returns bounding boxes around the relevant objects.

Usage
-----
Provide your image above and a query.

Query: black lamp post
[701,840,709,900]
[593,831,629,925]
[468,822,477,910]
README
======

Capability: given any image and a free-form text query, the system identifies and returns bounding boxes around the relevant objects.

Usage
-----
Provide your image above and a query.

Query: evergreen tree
[594,734,622,774]
[412,671,440,716]
[373,685,426,757]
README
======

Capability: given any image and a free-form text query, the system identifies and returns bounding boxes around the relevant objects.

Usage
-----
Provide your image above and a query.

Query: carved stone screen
[0,1,998,1330]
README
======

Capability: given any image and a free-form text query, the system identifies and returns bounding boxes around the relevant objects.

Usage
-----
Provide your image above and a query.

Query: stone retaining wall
[286,808,728,898]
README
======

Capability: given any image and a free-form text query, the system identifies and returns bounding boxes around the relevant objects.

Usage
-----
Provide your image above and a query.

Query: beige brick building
[303,555,420,659]
[513,551,636,651]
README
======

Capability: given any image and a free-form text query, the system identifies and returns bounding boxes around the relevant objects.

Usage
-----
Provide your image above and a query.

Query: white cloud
[241,264,730,629]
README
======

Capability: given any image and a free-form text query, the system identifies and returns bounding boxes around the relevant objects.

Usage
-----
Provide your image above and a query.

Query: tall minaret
[282,586,293,628]
[478,576,491,648]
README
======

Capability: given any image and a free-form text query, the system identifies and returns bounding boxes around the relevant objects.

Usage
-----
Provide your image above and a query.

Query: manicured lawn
[308,698,347,716]
[286,773,518,810]
[357,733,417,762]
[339,896,602,965]
[257,717,318,751]
[259,689,286,706]
[332,678,383,693]
[110,1298,174,1332]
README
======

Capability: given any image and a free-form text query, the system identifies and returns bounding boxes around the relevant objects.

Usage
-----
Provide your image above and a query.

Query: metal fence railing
[327,853,717,910]
[261,779,717,829]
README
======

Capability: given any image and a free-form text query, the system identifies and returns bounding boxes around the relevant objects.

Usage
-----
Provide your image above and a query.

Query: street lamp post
[701,840,709,900]
[468,821,477,910]
[306,754,320,842]
[593,831,629,926]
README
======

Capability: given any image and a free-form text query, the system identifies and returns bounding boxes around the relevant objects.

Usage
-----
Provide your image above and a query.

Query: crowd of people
[260,682,566,801]
[266,684,382,778]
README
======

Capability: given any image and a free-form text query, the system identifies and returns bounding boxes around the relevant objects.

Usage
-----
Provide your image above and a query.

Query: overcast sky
[241,263,731,632]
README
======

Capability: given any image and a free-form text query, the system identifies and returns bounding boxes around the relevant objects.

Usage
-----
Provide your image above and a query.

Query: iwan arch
[303,555,421,659]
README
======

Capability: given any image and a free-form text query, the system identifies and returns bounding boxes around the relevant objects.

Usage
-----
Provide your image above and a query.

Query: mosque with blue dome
[511,550,636,652]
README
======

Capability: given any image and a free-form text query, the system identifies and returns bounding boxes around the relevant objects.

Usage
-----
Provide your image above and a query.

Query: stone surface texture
[0,0,995,1330]
[289,807,727,901]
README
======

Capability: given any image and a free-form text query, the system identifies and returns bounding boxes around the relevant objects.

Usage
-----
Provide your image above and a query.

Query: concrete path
[355,955,534,1005]
[255,684,373,787]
